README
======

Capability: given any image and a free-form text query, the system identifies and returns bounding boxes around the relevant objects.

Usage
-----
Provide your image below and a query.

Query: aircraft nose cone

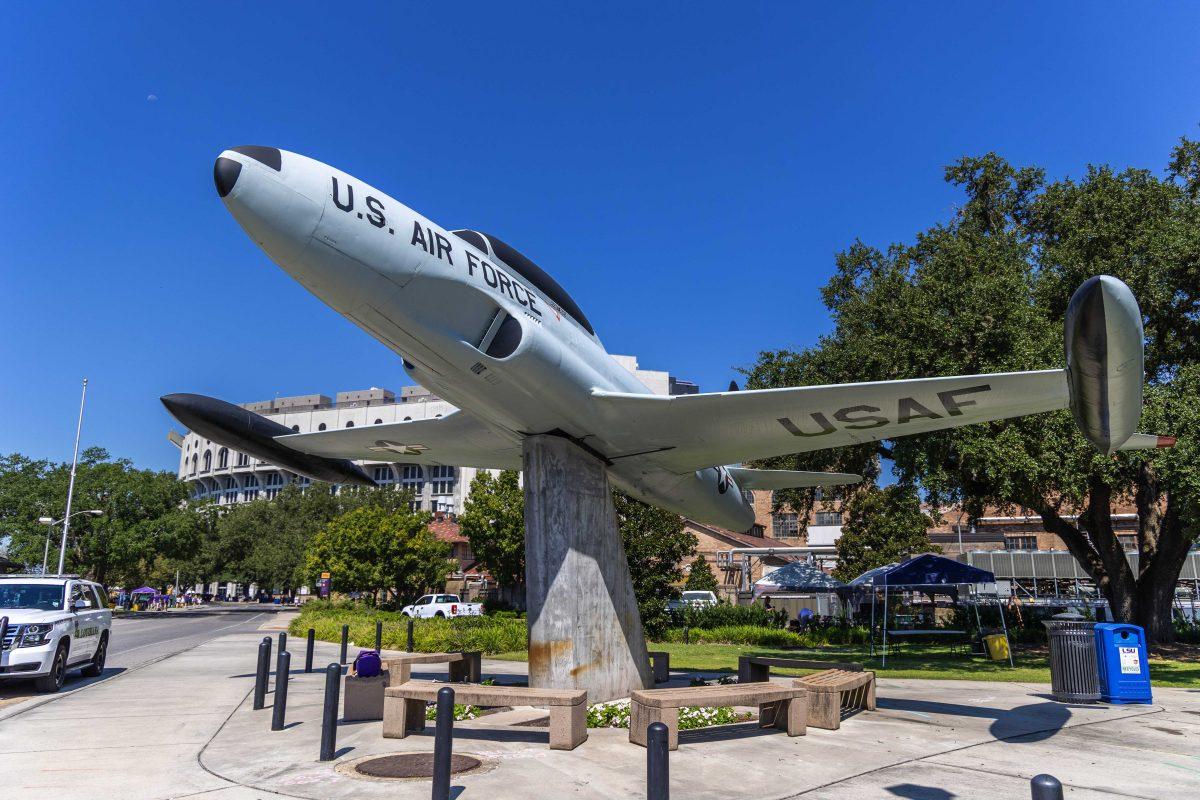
[213,157,242,197]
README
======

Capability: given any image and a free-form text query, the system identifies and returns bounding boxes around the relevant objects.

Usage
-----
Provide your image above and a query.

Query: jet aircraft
[163,146,1170,533]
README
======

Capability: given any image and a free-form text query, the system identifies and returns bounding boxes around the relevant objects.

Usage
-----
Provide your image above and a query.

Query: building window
[1117,534,1137,552]
[403,416,412,421]
[243,474,259,501]
[291,425,300,432]
[1006,535,1038,550]
[318,423,327,431]
[400,465,425,495]
[373,466,395,484]
[236,451,249,467]
[190,454,198,475]
[772,513,799,538]
[346,421,355,428]
[224,483,238,504]
[217,448,228,469]
[264,472,284,499]
[814,511,843,526]
[202,451,212,473]
[430,465,455,495]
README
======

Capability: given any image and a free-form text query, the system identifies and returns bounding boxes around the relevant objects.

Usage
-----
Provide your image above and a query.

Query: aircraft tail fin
[727,467,862,490]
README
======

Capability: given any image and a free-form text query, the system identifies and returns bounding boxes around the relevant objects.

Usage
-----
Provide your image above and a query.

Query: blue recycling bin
[1093,623,1152,704]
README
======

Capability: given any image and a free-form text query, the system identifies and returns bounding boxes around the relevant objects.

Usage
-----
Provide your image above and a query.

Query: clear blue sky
[2,3,1198,472]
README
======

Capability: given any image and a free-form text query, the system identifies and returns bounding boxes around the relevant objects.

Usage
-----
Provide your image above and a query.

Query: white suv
[0,577,112,692]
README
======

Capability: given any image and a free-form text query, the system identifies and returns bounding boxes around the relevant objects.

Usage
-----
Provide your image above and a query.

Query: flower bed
[586,699,746,730]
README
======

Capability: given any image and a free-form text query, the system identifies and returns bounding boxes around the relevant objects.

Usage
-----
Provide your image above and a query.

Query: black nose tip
[214,157,241,197]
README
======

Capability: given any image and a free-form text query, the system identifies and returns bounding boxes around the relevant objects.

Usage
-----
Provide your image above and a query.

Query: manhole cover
[354,753,483,779]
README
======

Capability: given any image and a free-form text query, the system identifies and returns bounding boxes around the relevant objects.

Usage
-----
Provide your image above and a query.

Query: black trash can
[1043,613,1099,703]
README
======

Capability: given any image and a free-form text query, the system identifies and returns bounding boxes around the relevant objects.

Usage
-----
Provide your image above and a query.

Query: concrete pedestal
[523,434,654,702]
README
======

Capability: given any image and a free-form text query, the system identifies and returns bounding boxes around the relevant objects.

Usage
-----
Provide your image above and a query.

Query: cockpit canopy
[451,230,595,336]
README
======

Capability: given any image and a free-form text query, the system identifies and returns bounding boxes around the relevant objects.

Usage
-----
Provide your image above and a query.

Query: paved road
[0,607,281,712]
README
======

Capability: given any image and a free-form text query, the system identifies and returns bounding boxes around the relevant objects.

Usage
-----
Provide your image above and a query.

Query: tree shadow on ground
[876,697,1073,742]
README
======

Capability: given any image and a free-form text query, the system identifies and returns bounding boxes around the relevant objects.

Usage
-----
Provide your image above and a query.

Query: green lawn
[494,642,1200,687]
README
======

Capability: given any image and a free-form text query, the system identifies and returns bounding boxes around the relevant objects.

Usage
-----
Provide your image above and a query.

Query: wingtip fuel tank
[161,393,376,487]
[1064,275,1145,454]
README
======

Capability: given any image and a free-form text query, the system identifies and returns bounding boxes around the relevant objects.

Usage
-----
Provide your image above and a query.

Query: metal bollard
[253,637,270,710]
[339,624,349,665]
[432,686,455,800]
[647,721,669,800]
[319,662,341,761]
[278,631,287,655]
[375,619,383,653]
[1030,774,1064,800]
[305,628,315,673]
[406,617,415,652]
[271,651,291,731]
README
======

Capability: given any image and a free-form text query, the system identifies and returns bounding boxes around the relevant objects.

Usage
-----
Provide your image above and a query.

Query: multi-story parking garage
[169,355,698,513]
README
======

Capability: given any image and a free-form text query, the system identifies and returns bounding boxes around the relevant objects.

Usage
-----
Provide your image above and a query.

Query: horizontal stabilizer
[1115,433,1176,450]
[727,467,862,490]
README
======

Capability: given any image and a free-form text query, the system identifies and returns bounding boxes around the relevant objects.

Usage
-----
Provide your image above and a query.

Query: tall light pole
[38,510,103,574]
[57,378,90,576]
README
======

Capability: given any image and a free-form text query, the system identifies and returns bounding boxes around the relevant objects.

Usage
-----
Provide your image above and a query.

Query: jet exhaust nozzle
[1064,275,1145,454]
[161,393,376,487]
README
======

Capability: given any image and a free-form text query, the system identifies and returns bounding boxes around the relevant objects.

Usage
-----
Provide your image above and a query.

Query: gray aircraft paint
[175,146,1157,533]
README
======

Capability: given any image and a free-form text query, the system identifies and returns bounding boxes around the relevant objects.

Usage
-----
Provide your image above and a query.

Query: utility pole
[57,378,89,576]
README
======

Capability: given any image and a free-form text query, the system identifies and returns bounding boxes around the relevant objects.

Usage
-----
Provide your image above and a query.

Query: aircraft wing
[275,410,523,470]
[592,369,1069,473]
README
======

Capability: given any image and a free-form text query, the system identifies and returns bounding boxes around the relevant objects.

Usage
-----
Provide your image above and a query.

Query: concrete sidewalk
[0,625,1196,800]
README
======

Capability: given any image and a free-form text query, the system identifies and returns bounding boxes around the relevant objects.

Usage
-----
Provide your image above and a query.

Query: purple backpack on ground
[354,649,382,677]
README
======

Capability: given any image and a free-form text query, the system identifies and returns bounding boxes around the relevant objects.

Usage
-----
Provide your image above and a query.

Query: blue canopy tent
[849,554,1011,666]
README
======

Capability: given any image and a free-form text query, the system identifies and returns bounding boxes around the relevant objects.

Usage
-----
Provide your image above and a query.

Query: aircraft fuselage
[215,146,757,531]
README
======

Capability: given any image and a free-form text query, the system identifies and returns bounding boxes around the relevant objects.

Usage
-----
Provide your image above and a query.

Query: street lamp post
[38,509,103,575]
[57,378,90,576]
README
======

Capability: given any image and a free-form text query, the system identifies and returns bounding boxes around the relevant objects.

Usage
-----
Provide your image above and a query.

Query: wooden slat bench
[629,683,807,751]
[737,656,863,684]
[384,679,589,750]
[382,651,482,686]
[793,669,875,730]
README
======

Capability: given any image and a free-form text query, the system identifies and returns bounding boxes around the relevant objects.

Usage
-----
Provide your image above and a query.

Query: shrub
[672,602,786,630]
[425,703,479,721]
[289,603,527,654]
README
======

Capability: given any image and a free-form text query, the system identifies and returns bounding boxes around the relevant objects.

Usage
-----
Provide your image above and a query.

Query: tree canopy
[832,486,937,582]
[683,555,720,592]
[613,492,698,638]
[304,503,451,603]
[743,135,1200,642]
[458,470,526,590]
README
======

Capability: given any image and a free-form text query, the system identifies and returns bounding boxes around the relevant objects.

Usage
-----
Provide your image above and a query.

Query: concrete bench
[382,651,482,686]
[384,679,589,750]
[793,669,875,730]
[737,655,863,684]
[648,651,670,683]
[629,683,807,750]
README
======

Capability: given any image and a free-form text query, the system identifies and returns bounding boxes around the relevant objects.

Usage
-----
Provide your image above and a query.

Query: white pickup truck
[401,593,483,619]
[0,576,112,692]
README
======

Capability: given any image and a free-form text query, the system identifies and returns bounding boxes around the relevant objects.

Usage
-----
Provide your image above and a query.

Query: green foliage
[425,703,479,721]
[662,625,803,647]
[458,470,526,589]
[614,492,698,639]
[290,602,527,654]
[305,504,451,602]
[673,602,783,630]
[683,555,719,592]
[742,134,1200,642]
[0,448,194,586]
[833,486,938,582]
[586,699,740,730]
